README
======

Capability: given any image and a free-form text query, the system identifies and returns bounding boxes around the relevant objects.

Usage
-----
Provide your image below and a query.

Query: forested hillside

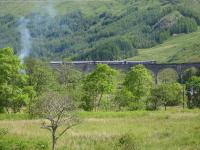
[128,28,200,63]
[0,0,200,62]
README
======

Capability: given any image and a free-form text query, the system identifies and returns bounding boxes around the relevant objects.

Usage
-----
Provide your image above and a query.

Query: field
[1,109,200,150]
[128,28,200,63]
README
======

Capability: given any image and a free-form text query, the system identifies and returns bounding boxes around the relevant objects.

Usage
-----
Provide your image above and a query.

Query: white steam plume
[18,17,32,62]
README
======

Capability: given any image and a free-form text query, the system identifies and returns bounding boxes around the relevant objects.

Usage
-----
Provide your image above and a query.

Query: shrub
[186,76,200,108]
[116,133,139,150]
[0,137,49,150]
[0,128,8,137]
[148,83,182,110]
[128,101,144,111]
[114,88,134,111]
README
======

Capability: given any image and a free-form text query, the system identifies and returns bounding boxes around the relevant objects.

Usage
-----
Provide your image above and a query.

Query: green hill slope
[0,0,126,17]
[128,28,200,63]
[0,0,200,62]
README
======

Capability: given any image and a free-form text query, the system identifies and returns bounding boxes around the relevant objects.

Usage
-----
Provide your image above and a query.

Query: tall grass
[0,113,31,120]
[0,109,200,149]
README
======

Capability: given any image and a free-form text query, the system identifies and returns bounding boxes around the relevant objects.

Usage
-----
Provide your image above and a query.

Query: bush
[148,83,182,110]
[128,101,144,111]
[186,76,200,108]
[146,102,159,111]
[114,88,134,111]
[182,67,199,83]
[0,113,31,120]
[0,137,49,150]
[116,133,139,150]
[0,128,8,137]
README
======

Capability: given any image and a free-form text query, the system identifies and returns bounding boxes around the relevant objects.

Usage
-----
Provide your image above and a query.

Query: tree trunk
[52,129,56,150]
[164,104,166,111]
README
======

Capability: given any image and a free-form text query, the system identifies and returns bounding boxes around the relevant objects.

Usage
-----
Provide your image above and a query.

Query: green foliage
[22,86,36,114]
[116,133,139,150]
[155,30,171,43]
[57,64,82,89]
[0,0,199,61]
[0,113,31,120]
[148,85,164,110]
[124,65,153,101]
[0,15,20,53]
[129,28,200,63]
[157,68,179,84]
[170,17,198,34]
[77,41,121,61]
[186,76,200,108]
[57,64,83,107]
[149,83,182,110]
[0,48,32,113]
[76,37,137,60]
[114,88,134,111]
[0,128,8,137]
[82,64,116,111]
[24,58,57,96]
[24,58,59,115]
[79,43,120,61]
[177,1,200,25]
[0,137,49,150]
[182,67,199,83]
[1,110,200,150]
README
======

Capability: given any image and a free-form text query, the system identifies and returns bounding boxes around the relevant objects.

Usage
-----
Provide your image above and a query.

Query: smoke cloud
[18,0,56,62]
[18,17,32,62]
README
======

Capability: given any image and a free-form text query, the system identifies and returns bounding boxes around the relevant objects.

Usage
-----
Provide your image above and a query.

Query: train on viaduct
[50,60,200,83]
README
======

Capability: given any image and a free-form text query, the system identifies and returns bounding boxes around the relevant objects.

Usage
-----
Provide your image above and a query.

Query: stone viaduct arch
[156,68,179,84]
[144,63,200,83]
[50,61,200,83]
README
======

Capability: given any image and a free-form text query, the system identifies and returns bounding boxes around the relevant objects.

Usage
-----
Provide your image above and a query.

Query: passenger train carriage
[50,60,156,65]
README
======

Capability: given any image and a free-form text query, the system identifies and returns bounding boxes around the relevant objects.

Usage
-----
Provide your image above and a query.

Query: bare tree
[35,91,79,150]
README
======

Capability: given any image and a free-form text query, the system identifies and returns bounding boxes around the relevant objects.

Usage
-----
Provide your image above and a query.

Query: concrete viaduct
[50,61,200,83]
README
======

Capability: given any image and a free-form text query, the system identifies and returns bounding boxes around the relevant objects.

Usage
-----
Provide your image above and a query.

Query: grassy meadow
[0,109,200,150]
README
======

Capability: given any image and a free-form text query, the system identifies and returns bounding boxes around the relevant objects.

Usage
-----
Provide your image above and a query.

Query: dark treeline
[0,0,199,61]
[1,47,200,113]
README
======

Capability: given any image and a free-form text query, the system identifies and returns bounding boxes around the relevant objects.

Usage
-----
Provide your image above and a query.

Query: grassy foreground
[0,109,200,150]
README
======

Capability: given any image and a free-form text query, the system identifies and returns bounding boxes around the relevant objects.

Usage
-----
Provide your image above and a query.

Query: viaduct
[50,61,200,83]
